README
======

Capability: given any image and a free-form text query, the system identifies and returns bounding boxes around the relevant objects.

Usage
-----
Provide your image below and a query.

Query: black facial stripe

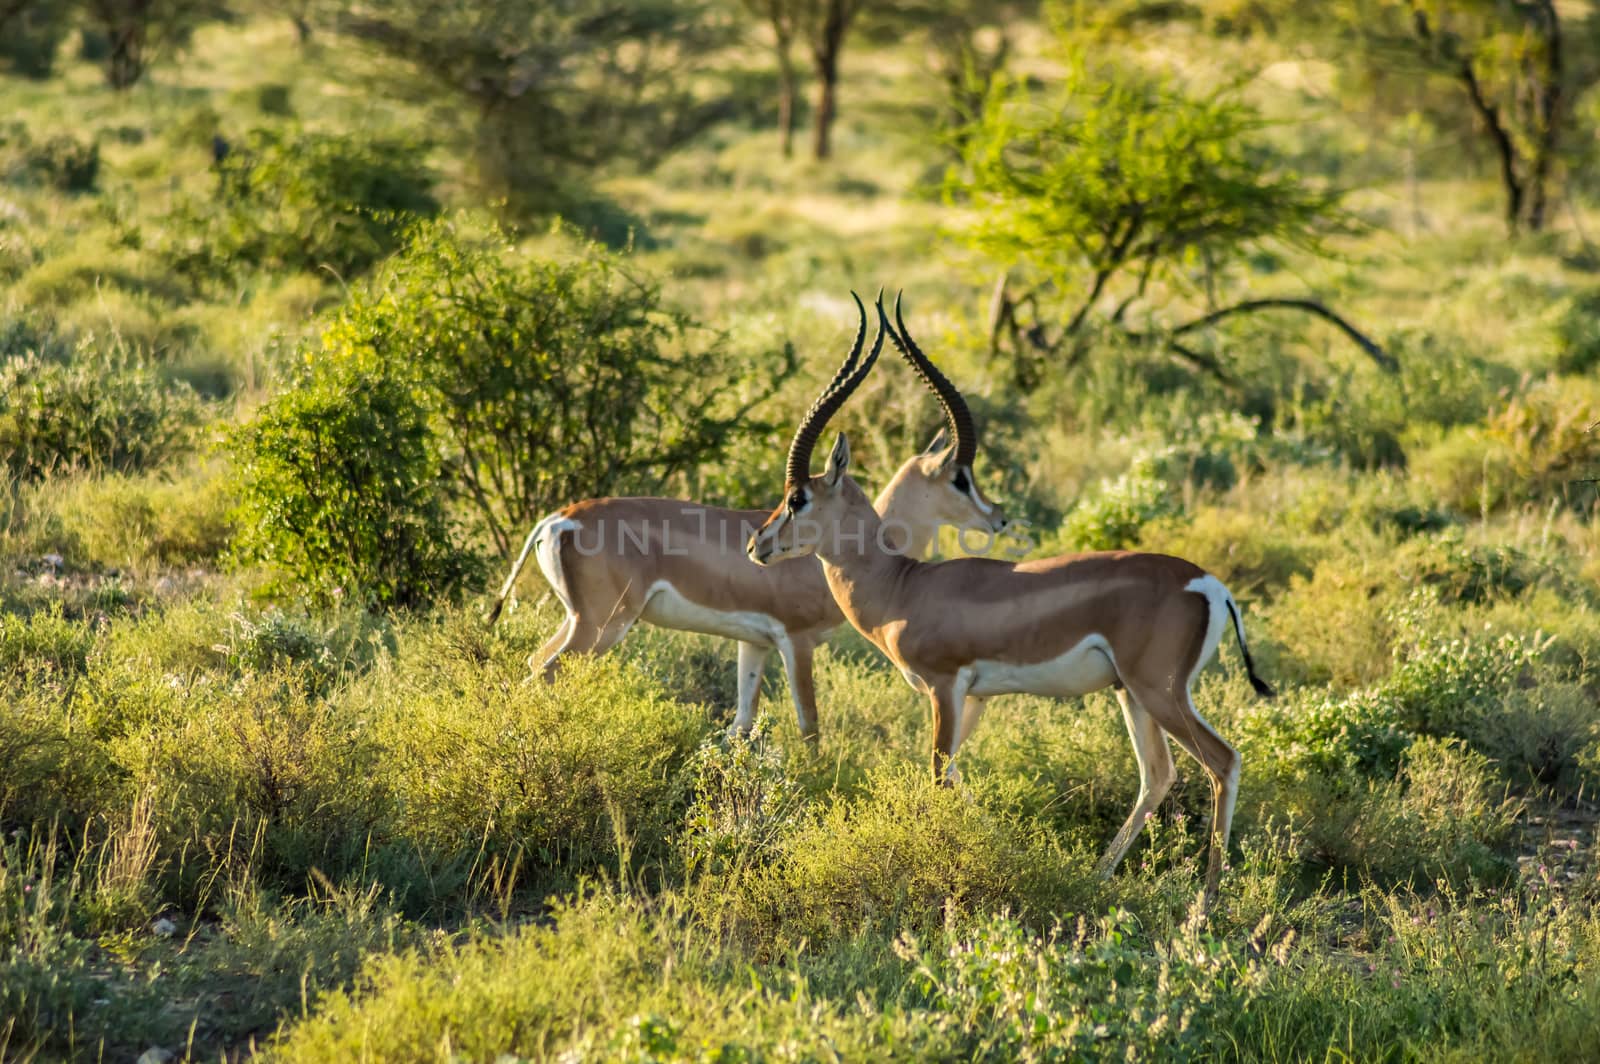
[952,468,971,495]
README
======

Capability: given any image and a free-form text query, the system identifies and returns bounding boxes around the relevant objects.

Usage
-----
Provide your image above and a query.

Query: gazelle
[486,294,1008,740]
[748,294,1274,899]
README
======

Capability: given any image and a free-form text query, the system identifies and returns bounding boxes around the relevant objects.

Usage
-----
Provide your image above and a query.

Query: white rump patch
[533,514,581,615]
[1182,574,1231,690]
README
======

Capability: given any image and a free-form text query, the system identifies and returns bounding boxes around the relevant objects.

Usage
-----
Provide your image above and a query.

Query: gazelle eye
[788,491,807,512]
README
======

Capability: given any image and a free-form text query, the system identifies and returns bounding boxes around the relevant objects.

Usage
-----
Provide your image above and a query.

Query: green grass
[2,10,1600,1063]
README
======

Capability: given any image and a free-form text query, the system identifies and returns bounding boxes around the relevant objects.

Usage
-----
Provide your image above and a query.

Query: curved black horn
[785,291,885,486]
[889,291,977,469]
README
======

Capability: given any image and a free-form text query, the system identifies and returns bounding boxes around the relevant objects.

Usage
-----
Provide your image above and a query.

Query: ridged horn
[889,291,978,470]
[785,291,885,487]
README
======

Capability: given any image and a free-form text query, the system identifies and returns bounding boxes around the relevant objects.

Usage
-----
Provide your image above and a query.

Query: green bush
[1554,288,1600,374]
[904,909,1280,1061]
[315,218,774,555]
[365,654,710,902]
[733,768,1096,946]
[157,127,438,282]
[229,359,477,609]
[1060,461,1177,550]
[2,128,99,192]
[0,350,202,483]
[0,3,71,78]
[117,672,388,899]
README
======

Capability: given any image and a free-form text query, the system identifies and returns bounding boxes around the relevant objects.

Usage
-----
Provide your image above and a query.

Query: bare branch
[1169,298,1397,373]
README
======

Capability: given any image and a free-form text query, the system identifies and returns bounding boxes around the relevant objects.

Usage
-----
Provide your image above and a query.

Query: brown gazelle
[748,294,1273,900]
[486,293,1008,740]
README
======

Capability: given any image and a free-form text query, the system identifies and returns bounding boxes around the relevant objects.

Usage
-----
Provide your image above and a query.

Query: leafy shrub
[121,673,387,898]
[1263,563,1405,687]
[947,59,1341,385]
[1381,610,1549,740]
[1483,381,1600,509]
[0,691,114,832]
[0,313,73,363]
[1554,288,1600,374]
[1273,687,1415,782]
[228,359,478,608]
[0,350,202,482]
[366,655,710,901]
[734,768,1095,945]
[0,609,96,684]
[903,909,1283,1061]
[1060,461,1177,550]
[157,127,438,282]
[678,728,804,879]
[1,128,99,192]
[0,3,71,78]
[315,218,777,556]
[1143,410,1331,491]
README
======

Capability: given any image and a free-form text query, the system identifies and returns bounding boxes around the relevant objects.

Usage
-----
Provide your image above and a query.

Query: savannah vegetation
[3,0,1600,1059]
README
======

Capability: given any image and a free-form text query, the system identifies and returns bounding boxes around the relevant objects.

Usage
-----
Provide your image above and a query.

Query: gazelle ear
[922,427,949,456]
[824,432,851,486]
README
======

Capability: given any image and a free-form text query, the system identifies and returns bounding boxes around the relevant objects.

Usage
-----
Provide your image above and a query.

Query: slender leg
[730,641,771,737]
[778,637,820,742]
[540,613,635,683]
[529,614,575,681]
[1096,688,1177,879]
[1126,679,1240,902]
[928,681,963,784]
[951,694,988,758]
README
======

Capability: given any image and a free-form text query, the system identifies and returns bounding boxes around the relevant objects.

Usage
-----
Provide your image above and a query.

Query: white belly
[640,581,784,645]
[966,635,1119,698]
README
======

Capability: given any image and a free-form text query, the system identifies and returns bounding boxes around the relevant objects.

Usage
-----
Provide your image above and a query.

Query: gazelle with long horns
[487,293,1009,740]
[748,293,1273,900]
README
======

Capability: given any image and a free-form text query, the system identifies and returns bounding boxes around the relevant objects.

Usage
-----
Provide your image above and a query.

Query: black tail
[1224,597,1275,699]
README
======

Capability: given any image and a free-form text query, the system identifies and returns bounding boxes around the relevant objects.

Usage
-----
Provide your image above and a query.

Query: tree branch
[1169,298,1397,372]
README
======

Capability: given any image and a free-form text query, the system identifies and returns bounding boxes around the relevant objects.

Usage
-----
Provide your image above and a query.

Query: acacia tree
[82,0,220,88]
[1163,0,1595,234]
[741,0,802,156]
[742,0,892,160]
[1353,0,1571,232]
[899,0,1035,143]
[326,0,734,210]
[949,63,1391,389]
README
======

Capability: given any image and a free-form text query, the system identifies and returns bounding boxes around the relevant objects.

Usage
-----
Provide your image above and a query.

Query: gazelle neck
[818,477,916,629]
[872,479,937,560]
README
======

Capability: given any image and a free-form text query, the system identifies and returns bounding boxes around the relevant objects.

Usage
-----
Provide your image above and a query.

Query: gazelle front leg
[730,640,771,737]
[928,681,963,784]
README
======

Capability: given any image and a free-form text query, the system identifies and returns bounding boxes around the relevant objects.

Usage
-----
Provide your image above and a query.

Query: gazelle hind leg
[730,640,771,737]
[539,611,637,683]
[1096,687,1177,879]
[529,614,575,682]
[1126,679,1240,902]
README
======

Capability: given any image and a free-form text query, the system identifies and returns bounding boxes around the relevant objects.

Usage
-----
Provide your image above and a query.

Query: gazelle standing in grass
[748,293,1273,900]
[486,293,1008,740]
